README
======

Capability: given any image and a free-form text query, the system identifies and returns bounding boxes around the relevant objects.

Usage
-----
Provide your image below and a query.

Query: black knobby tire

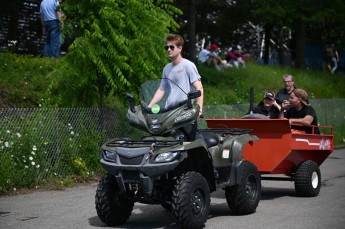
[95,175,134,226]
[172,172,210,229]
[225,161,261,215]
[294,160,321,197]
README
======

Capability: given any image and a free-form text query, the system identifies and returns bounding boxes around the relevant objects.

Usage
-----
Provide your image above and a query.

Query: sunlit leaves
[49,0,180,107]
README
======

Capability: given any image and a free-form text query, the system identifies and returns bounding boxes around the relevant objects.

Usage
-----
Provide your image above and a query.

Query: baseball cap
[210,44,218,51]
[264,91,275,100]
[293,89,309,106]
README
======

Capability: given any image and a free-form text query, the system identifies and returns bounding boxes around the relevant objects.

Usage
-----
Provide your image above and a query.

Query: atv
[95,79,261,229]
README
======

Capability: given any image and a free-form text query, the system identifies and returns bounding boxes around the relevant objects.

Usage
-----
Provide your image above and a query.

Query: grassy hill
[198,64,345,105]
[1,53,345,108]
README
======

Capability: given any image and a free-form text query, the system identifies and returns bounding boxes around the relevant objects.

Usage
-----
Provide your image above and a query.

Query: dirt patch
[0,88,15,108]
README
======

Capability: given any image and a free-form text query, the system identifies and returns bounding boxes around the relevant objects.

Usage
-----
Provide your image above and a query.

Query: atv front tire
[225,161,261,215]
[95,175,134,226]
[172,172,210,229]
[294,160,321,197]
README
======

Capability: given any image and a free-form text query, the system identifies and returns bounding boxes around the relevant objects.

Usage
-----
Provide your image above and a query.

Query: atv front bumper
[100,158,181,195]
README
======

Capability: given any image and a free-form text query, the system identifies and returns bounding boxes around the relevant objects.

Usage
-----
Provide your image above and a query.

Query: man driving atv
[148,34,204,140]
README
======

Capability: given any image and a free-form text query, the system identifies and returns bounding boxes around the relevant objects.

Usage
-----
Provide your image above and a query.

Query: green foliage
[0,116,50,191]
[0,108,104,193]
[253,0,345,48]
[77,125,103,173]
[0,53,60,108]
[47,0,182,107]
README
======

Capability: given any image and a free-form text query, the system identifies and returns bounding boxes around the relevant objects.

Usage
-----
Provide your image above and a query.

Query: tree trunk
[294,20,306,68]
[6,0,22,41]
[187,0,196,63]
[263,24,272,65]
[277,26,285,66]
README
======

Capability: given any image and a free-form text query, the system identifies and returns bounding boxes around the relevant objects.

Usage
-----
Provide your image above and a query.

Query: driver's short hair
[166,34,184,47]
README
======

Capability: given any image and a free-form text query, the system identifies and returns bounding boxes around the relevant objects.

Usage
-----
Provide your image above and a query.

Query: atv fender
[228,159,247,186]
[220,134,259,163]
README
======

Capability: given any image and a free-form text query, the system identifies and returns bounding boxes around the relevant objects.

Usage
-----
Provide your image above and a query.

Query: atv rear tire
[95,175,134,226]
[225,161,261,215]
[172,172,210,229]
[294,160,321,197]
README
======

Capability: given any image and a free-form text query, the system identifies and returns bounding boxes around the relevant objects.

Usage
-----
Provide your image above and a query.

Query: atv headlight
[154,152,179,163]
[103,150,117,162]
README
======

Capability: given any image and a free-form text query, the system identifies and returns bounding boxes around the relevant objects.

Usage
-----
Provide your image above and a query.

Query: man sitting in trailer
[280,88,319,134]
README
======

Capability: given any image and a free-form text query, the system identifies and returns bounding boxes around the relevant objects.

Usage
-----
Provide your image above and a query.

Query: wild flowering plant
[0,109,103,193]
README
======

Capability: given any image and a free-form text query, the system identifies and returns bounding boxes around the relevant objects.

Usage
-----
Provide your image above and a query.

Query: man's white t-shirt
[161,58,201,109]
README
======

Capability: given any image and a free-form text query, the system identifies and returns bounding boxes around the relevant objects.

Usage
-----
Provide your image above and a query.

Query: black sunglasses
[164,45,175,51]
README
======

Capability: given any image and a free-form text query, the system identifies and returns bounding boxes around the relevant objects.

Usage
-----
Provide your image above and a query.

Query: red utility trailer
[206,118,334,197]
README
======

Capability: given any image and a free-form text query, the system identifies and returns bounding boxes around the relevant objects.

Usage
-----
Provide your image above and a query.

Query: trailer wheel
[294,160,321,197]
[225,161,261,215]
[172,172,210,229]
[95,175,134,226]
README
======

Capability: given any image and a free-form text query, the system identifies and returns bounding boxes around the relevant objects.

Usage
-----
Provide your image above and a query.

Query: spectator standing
[279,88,319,134]
[275,74,296,106]
[40,0,64,57]
[324,44,340,74]
[249,91,281,118]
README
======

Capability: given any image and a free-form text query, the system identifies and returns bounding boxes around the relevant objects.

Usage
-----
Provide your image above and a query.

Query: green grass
[0,53,61,108]
[198,64,345,105]
[1,53,345,107]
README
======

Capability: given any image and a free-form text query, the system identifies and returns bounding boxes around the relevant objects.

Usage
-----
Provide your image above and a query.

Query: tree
[253,0,345,67]
[48,0,181,108]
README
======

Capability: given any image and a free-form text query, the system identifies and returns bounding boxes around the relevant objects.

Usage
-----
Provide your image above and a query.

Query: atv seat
[200,132,219,148]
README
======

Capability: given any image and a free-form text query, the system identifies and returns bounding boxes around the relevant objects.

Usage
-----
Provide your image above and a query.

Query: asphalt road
[1,148,345,229]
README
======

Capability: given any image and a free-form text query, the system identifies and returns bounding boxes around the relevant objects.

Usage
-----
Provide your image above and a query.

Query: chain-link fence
[0,99,344,190]
[0,107,144,190]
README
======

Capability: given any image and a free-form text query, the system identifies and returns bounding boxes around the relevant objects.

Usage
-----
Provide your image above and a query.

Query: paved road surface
[1,148,345,229]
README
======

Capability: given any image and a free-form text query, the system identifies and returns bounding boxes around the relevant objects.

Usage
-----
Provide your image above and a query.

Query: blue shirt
[40,0,60,21]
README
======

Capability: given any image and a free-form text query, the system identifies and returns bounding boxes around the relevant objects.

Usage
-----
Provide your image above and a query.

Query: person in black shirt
[280,88,319,134]
[275,74,296,105]
[250,91,281,118]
